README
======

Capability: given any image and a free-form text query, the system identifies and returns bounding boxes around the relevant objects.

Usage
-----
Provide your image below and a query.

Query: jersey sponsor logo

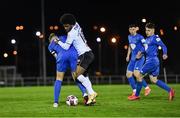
[141,39,146,43]
[144,44,148,50]
[156,38,161,42]
[130,44,136,50]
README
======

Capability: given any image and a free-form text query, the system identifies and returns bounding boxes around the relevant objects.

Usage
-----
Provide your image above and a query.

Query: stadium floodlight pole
[158,47,167,84]
[41,0,47,85]
[163,67,167,84]
[36,31,43,80]
[99,42,102,73]
[111,37,118,74]
[11,39,17,84]
[96,37,102,73]
[115,45,118,74]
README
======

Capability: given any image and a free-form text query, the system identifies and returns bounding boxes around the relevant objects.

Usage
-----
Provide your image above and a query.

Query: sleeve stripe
[51,51,55,54]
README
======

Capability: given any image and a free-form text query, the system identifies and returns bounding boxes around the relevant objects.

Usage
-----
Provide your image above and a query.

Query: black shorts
[77,51,94,70]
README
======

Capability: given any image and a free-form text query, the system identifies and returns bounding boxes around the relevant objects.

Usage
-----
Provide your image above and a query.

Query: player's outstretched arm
[56,34,74,50]
[126,46,131,62]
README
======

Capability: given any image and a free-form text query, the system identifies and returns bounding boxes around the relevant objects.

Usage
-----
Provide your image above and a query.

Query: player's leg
[134,70,151,96]
[126,71,136,95]
[53,71,64,107]
[126,60,136,95]
[75,78,87,96]
[74,66,95,105]
[83,71,96,104]
[128,70,144,100]
[74,51,97,105]
[149,66,175,101]
[75,52,95,95]
[128,61,151,100]
[69,54,88,99]
[72,71,88,102]
[76,66,96,96]
[149,75,170,91]
[134,57,151,96]
[53,61,66,107]
[73,73,88,104]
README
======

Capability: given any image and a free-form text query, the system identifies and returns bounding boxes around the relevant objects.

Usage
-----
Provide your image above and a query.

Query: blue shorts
[140,57,160,76]
[56,50,78,72]
[127,56,145,72]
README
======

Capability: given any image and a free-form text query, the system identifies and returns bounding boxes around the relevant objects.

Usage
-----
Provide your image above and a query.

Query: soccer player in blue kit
[48,34,88,107]
[128,23,175,101]
[126,24,151,97]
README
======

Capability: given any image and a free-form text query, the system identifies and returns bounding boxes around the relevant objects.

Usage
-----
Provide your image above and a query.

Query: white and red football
[66,95,78,106]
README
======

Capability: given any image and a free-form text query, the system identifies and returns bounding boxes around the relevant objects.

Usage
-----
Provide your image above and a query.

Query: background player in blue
[126,24,151,97]
[48,34,88,107]
[128,23,175,101]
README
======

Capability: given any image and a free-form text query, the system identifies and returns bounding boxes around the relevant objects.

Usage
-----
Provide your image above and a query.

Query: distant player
[52,13,97,105]
[128,22,175,101]
[126,24,151,97]
[48,34,88,107]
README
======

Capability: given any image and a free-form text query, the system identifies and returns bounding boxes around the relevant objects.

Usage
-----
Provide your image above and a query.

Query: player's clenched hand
[162,54,168,60]
[48,33,55,41]
[136,51,142,59]
[52,36,59,43]
[48,33,59,43]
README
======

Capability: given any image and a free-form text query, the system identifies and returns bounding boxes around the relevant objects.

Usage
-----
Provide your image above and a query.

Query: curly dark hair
[60,13,76,25]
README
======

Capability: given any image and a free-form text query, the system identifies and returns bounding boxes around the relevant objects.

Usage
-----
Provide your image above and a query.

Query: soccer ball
[66,95,78,106]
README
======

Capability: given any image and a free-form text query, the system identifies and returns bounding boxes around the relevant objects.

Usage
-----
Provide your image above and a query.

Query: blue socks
[135,80,171,97]
[142,79,148,88]
[135,82,143,96]
[156,80,171,92]
[76,80,86,96]
[54,80,62,103]
[128,76,136,90]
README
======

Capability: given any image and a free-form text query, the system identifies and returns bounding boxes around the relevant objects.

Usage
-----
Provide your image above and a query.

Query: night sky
[0,0,180,76]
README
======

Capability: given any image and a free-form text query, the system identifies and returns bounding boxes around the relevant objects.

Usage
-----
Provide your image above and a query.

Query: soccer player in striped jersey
[52,13,97,105]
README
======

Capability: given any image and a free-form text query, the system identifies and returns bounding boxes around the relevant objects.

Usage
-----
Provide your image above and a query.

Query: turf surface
[0,84,179,117]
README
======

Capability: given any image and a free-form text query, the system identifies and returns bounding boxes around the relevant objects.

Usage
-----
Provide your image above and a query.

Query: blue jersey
[127,34,146,71]
[128,33,146,61]
[48,35,78,72]
[140,35,167,76]
[145,35,167,59]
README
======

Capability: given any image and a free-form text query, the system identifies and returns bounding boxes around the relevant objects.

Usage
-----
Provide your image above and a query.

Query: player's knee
[126,72,133,78]
[56,77,63,81]
[75,72,81,79]
[76,66,85,77]
[150,77,158,84]
[134,72,143,82]
[133,70,140,78]
[72,71,82,80]
[56,72,64,81]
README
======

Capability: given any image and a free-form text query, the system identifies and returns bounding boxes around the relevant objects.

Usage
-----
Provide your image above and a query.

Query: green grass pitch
[0,84,179,117]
